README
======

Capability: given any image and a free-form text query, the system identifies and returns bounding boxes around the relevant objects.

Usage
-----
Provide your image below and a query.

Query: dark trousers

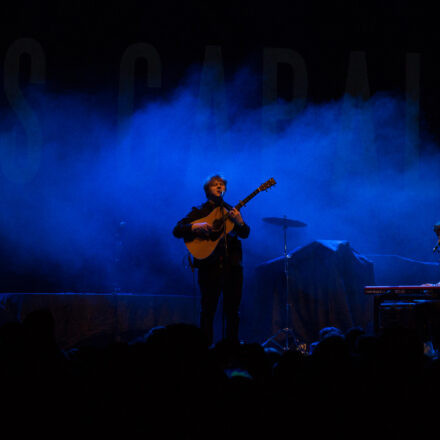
[198,262,243,346]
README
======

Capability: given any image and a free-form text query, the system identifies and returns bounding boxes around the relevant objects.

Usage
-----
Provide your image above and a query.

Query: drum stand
[262,216,301,352]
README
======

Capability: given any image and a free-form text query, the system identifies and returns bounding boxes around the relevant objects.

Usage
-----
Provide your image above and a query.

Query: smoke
[1,67,439,293]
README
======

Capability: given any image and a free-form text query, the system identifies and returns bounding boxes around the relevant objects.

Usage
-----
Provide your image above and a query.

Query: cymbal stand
[262,216,300,351]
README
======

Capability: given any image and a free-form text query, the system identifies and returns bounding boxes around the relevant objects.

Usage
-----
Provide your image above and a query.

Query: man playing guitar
[173,174,250,346]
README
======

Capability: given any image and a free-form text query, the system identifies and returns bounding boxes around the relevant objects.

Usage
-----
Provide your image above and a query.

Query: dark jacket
[173,200,250,268]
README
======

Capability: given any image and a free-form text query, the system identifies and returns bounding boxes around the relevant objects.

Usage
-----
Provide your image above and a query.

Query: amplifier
[364,286,440,342]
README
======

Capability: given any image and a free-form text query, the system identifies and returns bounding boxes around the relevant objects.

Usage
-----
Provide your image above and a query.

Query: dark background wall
[1,1,439,294]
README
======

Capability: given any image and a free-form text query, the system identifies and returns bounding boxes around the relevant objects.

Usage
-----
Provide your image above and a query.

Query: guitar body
[183,177,276,260]
[185,206,235,260]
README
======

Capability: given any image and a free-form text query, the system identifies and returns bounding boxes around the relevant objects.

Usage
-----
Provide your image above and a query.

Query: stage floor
[0,292,198,349]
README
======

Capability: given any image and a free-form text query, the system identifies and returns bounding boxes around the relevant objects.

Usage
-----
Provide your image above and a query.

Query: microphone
[221,191,225,197]
[434,240,440,253]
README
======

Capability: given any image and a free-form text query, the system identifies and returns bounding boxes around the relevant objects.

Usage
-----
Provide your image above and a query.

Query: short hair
[203,174,227,197]
[319,326,343,341]
[434,222,440,233]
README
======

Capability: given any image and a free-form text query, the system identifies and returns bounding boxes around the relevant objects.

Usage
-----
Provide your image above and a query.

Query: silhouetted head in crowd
[141,323,209,361]
[264,346,282,367]
[0,321,26,356]
[355,334,381,360]
[272,347,306,375]
[308,327,344,355]
[319,326,344,341]
[165,322,210,355]
[22,309,57,353]
[313,327,349,362]
[137,325,167,347]
[345,326,365,354]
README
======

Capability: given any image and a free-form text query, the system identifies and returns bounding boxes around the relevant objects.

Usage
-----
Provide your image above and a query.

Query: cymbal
[262,216,307,228]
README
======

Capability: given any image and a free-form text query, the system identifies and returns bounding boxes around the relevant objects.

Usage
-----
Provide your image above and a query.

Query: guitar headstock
[235,177,276,210]
[259,177,276,192]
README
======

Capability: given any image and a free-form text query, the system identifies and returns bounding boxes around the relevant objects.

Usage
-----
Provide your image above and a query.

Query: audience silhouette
[0,311,436,439]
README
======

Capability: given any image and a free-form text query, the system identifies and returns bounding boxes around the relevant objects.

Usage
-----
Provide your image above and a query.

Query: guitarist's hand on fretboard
[228,208,244,225]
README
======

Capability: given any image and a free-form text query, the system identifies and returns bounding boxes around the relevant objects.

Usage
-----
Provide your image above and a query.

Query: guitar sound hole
[212,219,224,231]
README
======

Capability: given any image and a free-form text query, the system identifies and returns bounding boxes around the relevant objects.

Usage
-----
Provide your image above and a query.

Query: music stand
[262,216,306,352]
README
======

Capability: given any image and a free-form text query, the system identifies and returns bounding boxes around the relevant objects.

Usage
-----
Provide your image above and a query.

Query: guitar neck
[235,188,261,210]
[219,189,259,222]
[220,178,275,220]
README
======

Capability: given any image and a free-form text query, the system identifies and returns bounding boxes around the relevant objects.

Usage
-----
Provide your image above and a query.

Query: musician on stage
[433,222,440,286]
[423,222,440,287]
[434,222,440,243]
[173,175,250,346]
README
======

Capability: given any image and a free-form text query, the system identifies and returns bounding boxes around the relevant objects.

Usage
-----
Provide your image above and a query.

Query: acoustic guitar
[185,178,276,259]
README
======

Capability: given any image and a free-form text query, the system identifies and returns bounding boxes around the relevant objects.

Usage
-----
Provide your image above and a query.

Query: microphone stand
[220,195,228,341]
